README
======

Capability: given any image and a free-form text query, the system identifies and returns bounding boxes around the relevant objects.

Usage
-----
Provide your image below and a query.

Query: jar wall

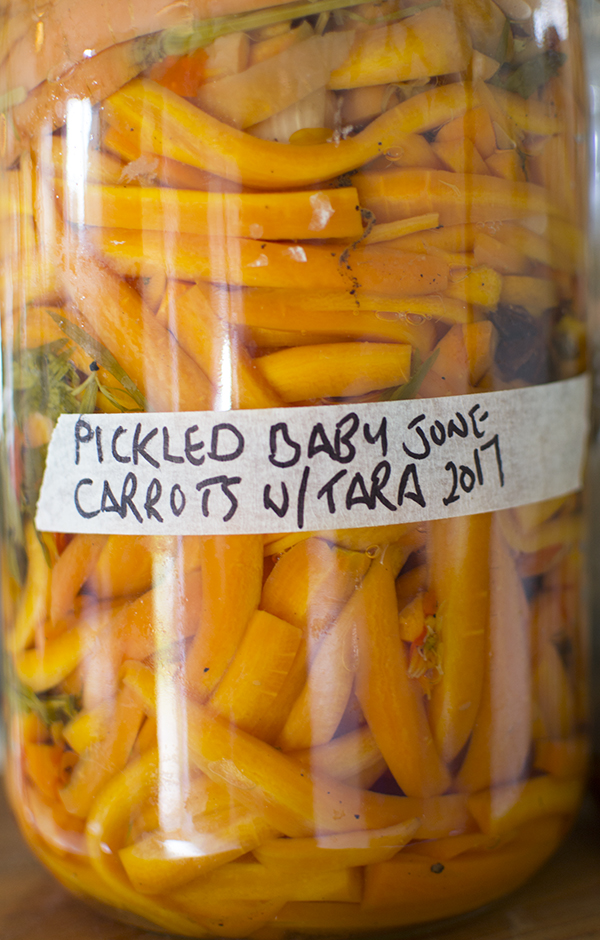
[0,0,591,936]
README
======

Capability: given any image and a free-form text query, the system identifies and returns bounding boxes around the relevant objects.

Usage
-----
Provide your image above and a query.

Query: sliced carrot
[255,341,411,401]
[354,556,451,798]
[499,275,559,316]
[24,742,64,801]
[209,609,302,733]
[250,21,313,66]
[196,32,354,129]
[473,231,530,275]
[7,522,55,655]
[60,243,212,412]
[156,283,281,409]
[354,168,556,226]
[533,736,590,779]
[428,514,491,762]
[432,138,489,176]
[486,149,526,182]
[444,266,502,307]
[71,183,364,241]
[86,535,154,599]
[93,228,450,296]
[457,528,532,793]
[328,8,471,89]
[59,683,145,818]
[435,106,497,160]
[103,78,475,189]
[291,726,382,781]
[50,534,108,624]
[186,535,264,699]
[467,776,584,836]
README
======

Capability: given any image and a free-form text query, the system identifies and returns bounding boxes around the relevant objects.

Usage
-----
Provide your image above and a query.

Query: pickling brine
[0,0,590,935]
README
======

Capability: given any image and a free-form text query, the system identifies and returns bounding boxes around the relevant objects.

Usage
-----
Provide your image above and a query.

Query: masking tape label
[36,375,590,535]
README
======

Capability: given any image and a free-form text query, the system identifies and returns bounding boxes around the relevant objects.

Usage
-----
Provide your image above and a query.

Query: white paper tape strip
[36,375,590,536]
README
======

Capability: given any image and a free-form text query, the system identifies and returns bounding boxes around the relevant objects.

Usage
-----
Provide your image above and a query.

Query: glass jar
[0,0,591,935]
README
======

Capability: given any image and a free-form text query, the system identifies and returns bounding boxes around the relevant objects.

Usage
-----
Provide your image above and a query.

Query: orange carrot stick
[354,557,451,798]
[93,228,450,296]
[72,184,364,241]
[50,534,108,624]
[102,78,476,188]
[427,514,491,762]
[354,168,557,226]
[209,609,302,733]
[255,341,411,401]
[60,243,212,413]
[186,535,264,699]
[457,526,532,793]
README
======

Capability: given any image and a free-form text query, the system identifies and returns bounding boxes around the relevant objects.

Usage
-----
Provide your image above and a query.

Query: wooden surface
[1,788,600,940]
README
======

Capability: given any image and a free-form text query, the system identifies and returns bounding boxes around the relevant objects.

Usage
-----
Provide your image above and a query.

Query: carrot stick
[102,78,476,188]
[254,819,419,872]
[457,527,532,793]
[59,242,212,412]
[432,137,490,175]
[533,736,590,779]
[254,342,411,401]
[290,726,382,781]
[487,86,565,137]
[186,700,450,836]
[467,776,584,836]
[7,522,55,655]
[361,816,565,919]
[330,8,470,89]
[354,168,558,226]
[71,184,364,241]
[85,535,155,599]
[196,31,354,128]
[84,748,206,936]
[209,609,302,733]
[92,228,450,296]
[186,535,264,699]
[427,514,491,762]
[59,683,145,817]
[2,35,165,167]
[354,556,451,798]
[0,0,297,102]
[50,534,108,624]
[155,284,282,409]
[119,810,275,895]
[435,106,497,159]
[362,213,440,245]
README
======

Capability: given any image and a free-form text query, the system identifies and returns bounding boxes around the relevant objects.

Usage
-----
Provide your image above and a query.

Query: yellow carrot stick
[71,183,364,241]
[290,726,382,780]
[112,567,203,662]
[444,266,502,307]
[435,106,497,159]
[428,514,491,763]
[254,818,419,872]
[85,534,155,599]
[354,168,558,226]
[186,700,449,836]
[120,810,275,895]
[209,609,302,733]
[63,699,113,754]
[362,213,439,245]
[255,342,411,401]
[84,748,206,936]
[60,243,212,413]
[186,535,264,699]
[534,641,576,740]
[330,8,471,89]
[50,534,109,624]
[156,284,281,409]
[93,228,450,296]
[473,231,531,275]
[432,137,490,176]
[533,736,590,779]
[7,523,56,655]
[197,31,354,128]
[467,776,584,836]
[487,86,565,137]
[457,527,532,793]
[16,603,115,692]
[277,577,373,750]
[486,149,526,182]
[493,222,577,274]
[59,683,145,818]
[361,816,565,918]
[220,286,467,331]
[103,78,476,188]
[354,557,450,798]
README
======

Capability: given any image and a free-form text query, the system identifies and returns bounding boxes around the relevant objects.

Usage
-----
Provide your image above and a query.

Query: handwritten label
[36,376,590,535]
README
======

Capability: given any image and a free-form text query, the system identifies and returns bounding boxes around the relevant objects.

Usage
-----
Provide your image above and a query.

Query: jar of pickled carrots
[0,0,591,935]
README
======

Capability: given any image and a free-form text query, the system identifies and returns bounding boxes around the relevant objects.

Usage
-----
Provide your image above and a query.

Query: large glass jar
[0,0,591,935]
